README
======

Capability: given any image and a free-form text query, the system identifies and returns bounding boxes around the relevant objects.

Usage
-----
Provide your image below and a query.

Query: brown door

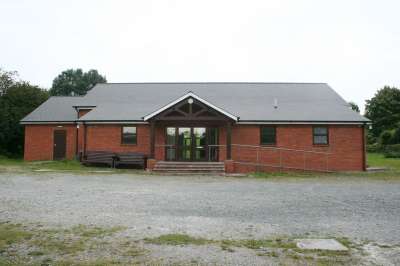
[53,130,66,160]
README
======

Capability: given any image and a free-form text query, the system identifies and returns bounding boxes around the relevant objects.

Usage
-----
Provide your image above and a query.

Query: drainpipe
[83,122,87,158]
[362,123,366,171]
[74,107,79,159]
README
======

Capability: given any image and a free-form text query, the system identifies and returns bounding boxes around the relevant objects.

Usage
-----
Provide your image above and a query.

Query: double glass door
[166,127,218,161]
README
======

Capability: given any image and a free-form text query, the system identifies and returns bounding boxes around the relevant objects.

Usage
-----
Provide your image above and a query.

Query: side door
[53,130,67,160]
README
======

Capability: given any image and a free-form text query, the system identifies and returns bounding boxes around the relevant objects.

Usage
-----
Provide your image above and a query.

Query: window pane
[208,128,218,145]
[166,148,176,160]
[166,127,176,145]
[122,126,137,144]
[314,127,327,135]
[261,127,276,144]
[314,135,328,144]
[313,126,328,144]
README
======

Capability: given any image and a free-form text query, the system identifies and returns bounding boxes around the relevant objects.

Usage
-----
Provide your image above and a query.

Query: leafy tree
[391,126,400,144]
[0,82,49,156]
[348,101,360,113]
[49,69,106,96]
[379,130,394,145]
[365,86,400,138]
[0,68,18,96]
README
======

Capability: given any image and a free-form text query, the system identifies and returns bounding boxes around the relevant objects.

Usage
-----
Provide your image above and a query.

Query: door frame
[53,130,67,160]
[164,126,218,162]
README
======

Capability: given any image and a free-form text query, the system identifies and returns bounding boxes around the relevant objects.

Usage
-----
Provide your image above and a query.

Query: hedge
[383,144,400,158]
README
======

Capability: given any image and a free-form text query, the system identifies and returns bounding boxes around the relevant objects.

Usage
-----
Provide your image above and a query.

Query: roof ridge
[50,96,84,98]
[97,82,328,85]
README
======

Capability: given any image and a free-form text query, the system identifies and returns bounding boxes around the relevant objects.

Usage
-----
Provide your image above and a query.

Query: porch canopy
[143,92,238,160]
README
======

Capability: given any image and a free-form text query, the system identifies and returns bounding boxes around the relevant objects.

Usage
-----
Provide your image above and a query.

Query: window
[121,126,137,144]
[313,126,329,145]
[261,126,276,145]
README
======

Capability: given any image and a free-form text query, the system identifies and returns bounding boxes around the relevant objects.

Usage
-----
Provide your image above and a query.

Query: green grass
[144,234,211,246]
[248,153,400,179]
[145,234,297,251]
[0,156,93,172]
[0,223,33,252]
[0,224,369,266]
[0,156,24,166]
[0,156,146,174]
[70,224,125,238]
[0,222,146,265]
[367,153,400,170]
[54,259,124,266]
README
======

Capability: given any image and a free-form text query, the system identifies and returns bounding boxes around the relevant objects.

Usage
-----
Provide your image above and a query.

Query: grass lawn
[367,153,400,170]
[0,223,366,266]
[0,155,145,174]
[1,153,399,178]
[251,153,400,179]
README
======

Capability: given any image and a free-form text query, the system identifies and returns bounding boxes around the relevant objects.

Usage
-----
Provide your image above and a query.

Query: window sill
[261,143,277,146]
[313,144,329,147]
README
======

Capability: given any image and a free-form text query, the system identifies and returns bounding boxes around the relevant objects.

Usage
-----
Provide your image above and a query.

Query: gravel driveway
[1,172,400,244]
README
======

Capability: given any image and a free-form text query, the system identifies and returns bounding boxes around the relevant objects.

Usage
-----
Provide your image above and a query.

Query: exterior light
[188,98,194,104]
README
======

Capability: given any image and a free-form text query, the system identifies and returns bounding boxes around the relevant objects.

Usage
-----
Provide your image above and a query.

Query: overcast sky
[1,0,399,112]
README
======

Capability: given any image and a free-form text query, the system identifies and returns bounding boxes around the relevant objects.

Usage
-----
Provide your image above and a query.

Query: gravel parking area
[1,172,400,245]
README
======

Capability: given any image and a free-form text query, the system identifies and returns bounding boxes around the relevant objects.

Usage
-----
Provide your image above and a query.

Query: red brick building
[21,83,369,173]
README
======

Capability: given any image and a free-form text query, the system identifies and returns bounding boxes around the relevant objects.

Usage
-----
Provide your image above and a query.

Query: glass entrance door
[178,127,191,161]
[165,127,218,161]
[193,127,206,161]
[165,127,176,161]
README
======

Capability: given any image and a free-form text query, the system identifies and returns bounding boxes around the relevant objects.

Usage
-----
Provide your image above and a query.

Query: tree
[365,86,400,138]
[0,82,49,156]
[0,68,18,96]
[49,69,106,96]
[348,101,360,113]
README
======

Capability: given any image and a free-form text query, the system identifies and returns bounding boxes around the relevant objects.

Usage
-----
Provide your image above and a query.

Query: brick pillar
[147,158,157,171]
[225,160,234,173]
[226,122,232,160]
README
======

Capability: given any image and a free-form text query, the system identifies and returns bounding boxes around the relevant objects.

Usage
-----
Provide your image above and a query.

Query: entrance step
[153,161,225,174]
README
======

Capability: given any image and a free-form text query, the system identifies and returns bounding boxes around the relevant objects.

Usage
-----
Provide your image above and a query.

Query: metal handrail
[153,142,331,172]
[231,143,332,155]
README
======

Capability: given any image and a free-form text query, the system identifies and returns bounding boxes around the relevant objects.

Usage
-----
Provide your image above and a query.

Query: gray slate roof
[21,97,81,123]
[21,83,369,123]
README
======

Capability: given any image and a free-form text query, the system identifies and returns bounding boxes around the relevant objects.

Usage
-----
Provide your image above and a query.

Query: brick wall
[85,124,151,154]
[78,109,91,118]
[24,124,76,161]
[230,124,365,172]
[24,123,365,173]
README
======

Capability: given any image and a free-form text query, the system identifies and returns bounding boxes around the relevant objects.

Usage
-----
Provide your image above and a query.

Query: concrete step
[154,164,225,169]
[153,161,225,173]
[156,161,224,165]
[153,168,225,172]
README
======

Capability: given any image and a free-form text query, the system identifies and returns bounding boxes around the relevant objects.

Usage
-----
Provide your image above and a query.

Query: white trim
[76,107,94,111]
[237,121,366,125]
[84,121,148,125]
[143,92,238,121]
[20,121,75,125]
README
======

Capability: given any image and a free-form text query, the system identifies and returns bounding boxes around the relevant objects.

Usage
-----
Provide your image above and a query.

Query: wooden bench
[115,152,147,169]
[82,151,116,167]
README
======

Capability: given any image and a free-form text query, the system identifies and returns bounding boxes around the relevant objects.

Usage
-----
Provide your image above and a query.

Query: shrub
[383,144,400,158]
[367,143,382,153]
[392,127,400,144]
[380,130,395,145]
